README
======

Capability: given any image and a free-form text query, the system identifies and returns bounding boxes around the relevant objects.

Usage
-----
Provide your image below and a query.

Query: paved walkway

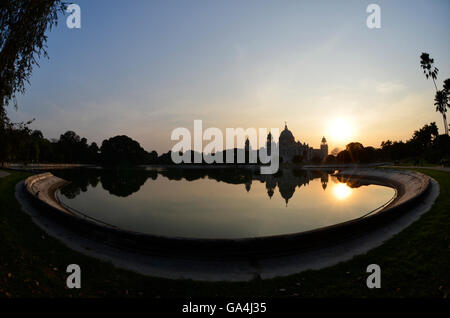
[383,165,450,172]
[0,170,10,178]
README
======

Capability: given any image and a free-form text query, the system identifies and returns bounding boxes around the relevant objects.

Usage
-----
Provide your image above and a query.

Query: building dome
[321,136,327,143]
[279,123,295,144]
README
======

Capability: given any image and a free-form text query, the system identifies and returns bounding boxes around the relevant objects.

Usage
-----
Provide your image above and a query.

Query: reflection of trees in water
[99,169,150,197]
[54,169,100,199]
[158,169,207,181]
[60,184,81,199]
[334,174,372,189]
[55,168,150,198]
[56,167,334,204]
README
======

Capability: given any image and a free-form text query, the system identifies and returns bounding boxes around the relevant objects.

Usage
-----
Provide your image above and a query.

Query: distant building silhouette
[266,131,273,156]
[321,136,328,155]
[270,123,328,163]
[245,137,251,152]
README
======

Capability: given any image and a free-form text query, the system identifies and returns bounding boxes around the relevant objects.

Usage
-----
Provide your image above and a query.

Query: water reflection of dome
[56,168,332,207]
[278,183,295,206]
[277,173,298,206]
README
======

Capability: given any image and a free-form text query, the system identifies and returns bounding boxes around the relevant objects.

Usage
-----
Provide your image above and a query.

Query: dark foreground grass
[0,169,448,298]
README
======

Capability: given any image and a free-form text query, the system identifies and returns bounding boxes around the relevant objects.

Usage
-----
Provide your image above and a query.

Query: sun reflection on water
[333,183,352,200]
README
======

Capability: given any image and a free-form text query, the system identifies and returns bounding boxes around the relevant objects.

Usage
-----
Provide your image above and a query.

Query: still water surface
[54,168,396,239]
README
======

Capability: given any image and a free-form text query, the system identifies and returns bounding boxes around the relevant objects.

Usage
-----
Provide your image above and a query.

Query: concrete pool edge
[15,168,439,281]
[20,169,431,257]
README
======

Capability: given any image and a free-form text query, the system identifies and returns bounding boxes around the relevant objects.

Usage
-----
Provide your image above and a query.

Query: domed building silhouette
[271,122,328,163]
[279,123,298,162]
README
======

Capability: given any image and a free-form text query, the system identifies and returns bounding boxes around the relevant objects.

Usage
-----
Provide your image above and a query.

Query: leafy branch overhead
[0,0,65,120]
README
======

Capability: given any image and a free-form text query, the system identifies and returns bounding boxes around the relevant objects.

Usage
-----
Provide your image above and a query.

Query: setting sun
[328,118,354,144]
[333,183,352,200]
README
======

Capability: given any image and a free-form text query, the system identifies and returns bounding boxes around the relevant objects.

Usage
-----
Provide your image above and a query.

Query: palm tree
[443,78,450,133]
[420,52,439,91]
[434,90,449,135]
[443,78,450,97]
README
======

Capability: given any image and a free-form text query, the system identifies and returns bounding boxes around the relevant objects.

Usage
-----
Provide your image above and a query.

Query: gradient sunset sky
[8,0,450,153]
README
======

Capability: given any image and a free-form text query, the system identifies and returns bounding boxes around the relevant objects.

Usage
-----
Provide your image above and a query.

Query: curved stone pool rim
[21,168,431,260]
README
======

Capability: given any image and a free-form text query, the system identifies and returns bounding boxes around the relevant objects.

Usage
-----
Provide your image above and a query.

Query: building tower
[266,131,273,156]
[320,136,328,158]
[245,137,250,152]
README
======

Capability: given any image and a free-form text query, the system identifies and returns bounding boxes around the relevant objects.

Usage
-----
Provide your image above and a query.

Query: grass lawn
[0,169,448,298]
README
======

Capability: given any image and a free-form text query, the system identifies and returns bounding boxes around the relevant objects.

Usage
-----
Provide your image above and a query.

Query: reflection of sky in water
[57,171,395,239]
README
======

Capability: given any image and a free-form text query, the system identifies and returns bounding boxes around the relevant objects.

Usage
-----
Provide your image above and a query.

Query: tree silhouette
[420,52,439,91]
[57,131,81,163]
[100,135,148,165]
[443,78,450,97]
[420,53,449,135]
[0,1,65,126]
[336,150,351,163]
[324,154,336,164]
[434,90,449,135]
[444,78,450,132]
[411,122,439,150]
[444,78,450,93]
[345,142,367,163]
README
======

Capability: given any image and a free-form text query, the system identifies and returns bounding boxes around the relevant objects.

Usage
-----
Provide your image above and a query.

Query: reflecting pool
[53,167,396,239]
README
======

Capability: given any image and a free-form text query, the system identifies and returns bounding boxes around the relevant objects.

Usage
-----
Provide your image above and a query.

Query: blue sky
[8,0,450,152]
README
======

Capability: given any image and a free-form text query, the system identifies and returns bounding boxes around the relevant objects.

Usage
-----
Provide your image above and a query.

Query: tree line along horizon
[0,2,449,167]
[0,121,449,166]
